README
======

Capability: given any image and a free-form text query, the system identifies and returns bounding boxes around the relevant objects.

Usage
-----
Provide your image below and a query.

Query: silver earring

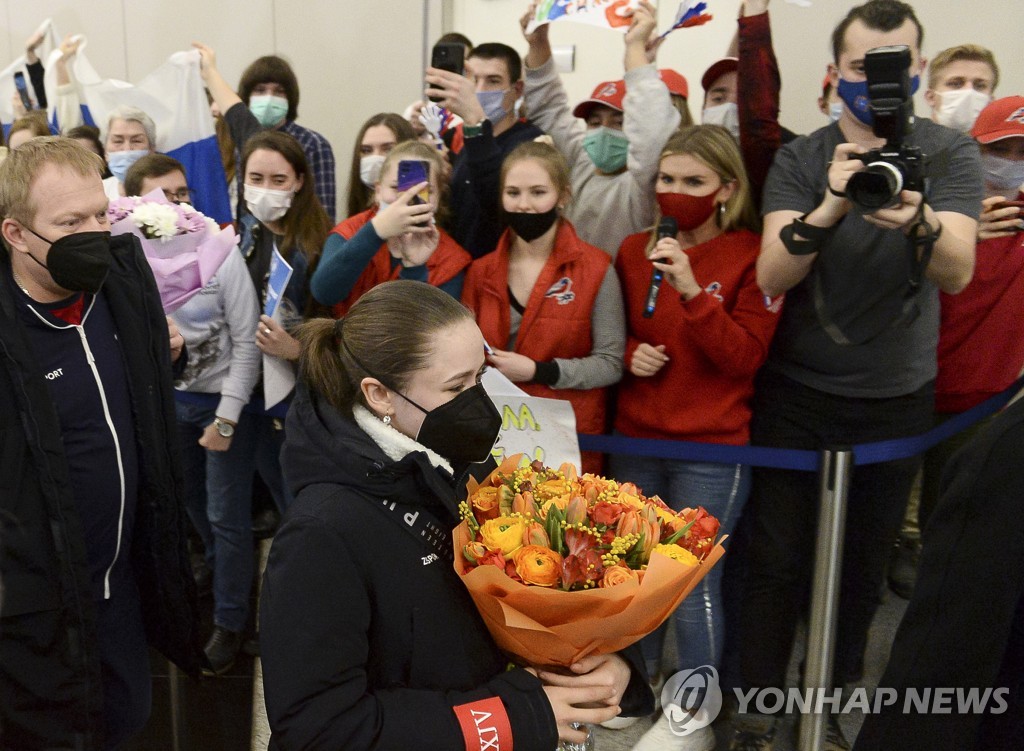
[382,414,392,425]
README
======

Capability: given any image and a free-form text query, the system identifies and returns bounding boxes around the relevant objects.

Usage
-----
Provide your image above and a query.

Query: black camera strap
[906,200,941,292]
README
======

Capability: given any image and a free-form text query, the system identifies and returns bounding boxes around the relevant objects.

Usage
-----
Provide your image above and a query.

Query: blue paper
[264,246,294,318]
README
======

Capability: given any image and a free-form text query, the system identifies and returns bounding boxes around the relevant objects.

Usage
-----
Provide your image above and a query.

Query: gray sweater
[171,248,260,421]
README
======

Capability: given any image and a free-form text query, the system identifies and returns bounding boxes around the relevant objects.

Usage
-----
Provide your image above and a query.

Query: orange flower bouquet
[454,455,726,668]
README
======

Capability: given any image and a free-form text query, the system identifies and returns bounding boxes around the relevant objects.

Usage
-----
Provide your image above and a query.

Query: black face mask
[399,383,502,466]
[24,228,113,294]
[504,208,559,242]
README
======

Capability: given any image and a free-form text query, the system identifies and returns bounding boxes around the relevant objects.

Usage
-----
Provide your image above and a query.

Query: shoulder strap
[358,489,455,563]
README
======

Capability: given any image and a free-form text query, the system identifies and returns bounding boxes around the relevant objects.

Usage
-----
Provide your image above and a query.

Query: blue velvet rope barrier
[577,375,1024,471]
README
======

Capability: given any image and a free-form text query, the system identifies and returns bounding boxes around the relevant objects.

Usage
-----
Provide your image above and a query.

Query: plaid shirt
[281,120,337,223]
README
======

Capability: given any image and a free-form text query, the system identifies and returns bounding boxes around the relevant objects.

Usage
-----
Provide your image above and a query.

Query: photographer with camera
[730,2,982,749]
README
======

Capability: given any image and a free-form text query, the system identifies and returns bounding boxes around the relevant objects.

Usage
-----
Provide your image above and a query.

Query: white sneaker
[600,715,640,730]
[631,715,715,751]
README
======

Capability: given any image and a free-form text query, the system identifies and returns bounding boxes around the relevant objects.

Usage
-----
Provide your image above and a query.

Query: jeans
[176,400,256,633]
[609,452,751,677]
[739,370,933,693]
[253,414,294,513]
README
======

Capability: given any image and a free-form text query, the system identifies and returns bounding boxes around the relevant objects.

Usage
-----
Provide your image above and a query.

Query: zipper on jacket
[28,297,128,601]
[74,324,127,599]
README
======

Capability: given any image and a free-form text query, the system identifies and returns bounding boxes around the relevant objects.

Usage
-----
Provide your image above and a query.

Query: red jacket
[462,221,611,435]
[614,229,781,444]
[329,209,471,318]
[936,226,1024,413]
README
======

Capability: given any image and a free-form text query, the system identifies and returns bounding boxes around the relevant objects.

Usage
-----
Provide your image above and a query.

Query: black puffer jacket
[0,235,204,750]
[264,386,651,750]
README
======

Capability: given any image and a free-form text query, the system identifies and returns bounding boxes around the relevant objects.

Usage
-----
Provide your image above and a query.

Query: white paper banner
[482,369,582,470]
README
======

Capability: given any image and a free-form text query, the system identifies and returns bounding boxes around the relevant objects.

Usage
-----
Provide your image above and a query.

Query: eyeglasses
[164,188,195,204]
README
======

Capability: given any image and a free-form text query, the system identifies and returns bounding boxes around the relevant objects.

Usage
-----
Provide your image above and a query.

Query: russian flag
[43,43,232,225]
[661,0,714,38]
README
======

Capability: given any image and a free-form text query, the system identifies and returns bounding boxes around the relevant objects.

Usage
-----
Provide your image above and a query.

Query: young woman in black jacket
[259,280,652,750]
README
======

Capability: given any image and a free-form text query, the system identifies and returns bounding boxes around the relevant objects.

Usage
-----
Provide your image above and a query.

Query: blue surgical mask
[107,149,149,184]
[981,153,1024,193]
[838,75,920,127]
[476,89,509,123]
[829,102,844,122]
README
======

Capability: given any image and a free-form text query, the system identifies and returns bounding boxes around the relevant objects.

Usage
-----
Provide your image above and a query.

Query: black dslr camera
[845,45,925,212]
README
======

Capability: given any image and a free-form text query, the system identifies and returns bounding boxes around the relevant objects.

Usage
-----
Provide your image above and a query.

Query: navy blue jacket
[0,235,204,749]
[263,386,652,750]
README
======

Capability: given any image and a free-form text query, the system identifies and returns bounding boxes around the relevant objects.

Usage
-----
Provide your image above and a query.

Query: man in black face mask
[0,137,204,750]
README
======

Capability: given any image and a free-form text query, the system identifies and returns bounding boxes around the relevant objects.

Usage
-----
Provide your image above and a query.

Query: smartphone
[429,42,465,103]
[396,159,431,227]
[13,71,34,111]
[993,200,1024,211]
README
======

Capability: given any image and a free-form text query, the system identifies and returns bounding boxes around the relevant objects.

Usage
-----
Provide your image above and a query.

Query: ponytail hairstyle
[241,129,331,266]
[296,280,474,416]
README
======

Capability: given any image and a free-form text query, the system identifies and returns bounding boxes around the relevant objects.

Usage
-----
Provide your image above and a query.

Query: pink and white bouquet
[108,189,238,313]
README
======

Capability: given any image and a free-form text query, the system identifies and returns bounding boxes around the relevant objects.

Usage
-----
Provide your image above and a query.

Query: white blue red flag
[660,1,714,38]
[43,43,232,225]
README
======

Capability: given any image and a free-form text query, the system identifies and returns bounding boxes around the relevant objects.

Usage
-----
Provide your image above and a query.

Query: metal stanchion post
[799,448,853,751]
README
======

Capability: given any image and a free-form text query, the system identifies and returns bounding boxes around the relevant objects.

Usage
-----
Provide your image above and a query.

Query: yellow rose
[599,564,640,588]
[513,545,563,587]
[479,516,527,559]
[652,543,699,566]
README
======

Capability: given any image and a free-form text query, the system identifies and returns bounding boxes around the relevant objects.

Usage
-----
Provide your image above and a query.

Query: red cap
[701,57,738,92]
[573,80,626,119]
[971,96,1024,144]
[822,73,832,95]
[659,69,689,99]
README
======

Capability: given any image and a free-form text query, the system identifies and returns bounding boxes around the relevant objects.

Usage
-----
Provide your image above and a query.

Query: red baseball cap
[659,69,689,99]
[971,96,1024,144]
[701,57,738,92]
[573,80,626,119]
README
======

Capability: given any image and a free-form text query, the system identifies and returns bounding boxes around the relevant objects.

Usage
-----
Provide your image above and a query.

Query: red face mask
[656,191,718,232]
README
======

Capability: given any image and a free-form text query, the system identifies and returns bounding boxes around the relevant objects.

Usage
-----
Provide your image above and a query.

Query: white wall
[450,0,1024,136]
[1,0,444,219]
[3,1,1021,215]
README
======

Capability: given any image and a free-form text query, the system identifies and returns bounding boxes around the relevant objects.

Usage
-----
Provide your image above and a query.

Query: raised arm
[521,5,585,165]
[737,0,782,209]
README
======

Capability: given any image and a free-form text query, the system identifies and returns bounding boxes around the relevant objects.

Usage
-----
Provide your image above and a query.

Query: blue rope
[578,376,1024,471]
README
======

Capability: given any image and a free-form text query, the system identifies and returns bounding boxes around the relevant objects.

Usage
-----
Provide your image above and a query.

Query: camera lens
[847,161,904,211]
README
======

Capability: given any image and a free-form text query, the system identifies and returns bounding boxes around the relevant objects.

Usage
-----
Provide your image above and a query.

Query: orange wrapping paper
[453,456,727,667]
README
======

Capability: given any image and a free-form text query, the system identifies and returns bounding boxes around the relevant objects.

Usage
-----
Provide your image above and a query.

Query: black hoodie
[261,385,563,750]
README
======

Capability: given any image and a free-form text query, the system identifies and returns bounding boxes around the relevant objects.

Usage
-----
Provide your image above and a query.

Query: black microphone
[643,216,677,318]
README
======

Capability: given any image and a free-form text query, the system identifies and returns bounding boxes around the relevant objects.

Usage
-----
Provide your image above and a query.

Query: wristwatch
[213,417,235,438]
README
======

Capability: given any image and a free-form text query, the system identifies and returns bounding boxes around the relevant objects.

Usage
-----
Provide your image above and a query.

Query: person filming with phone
[425,42,543,258]
[311,141,471,316]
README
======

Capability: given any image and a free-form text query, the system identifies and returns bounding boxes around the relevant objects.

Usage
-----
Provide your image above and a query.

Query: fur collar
[353,404,453,475]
